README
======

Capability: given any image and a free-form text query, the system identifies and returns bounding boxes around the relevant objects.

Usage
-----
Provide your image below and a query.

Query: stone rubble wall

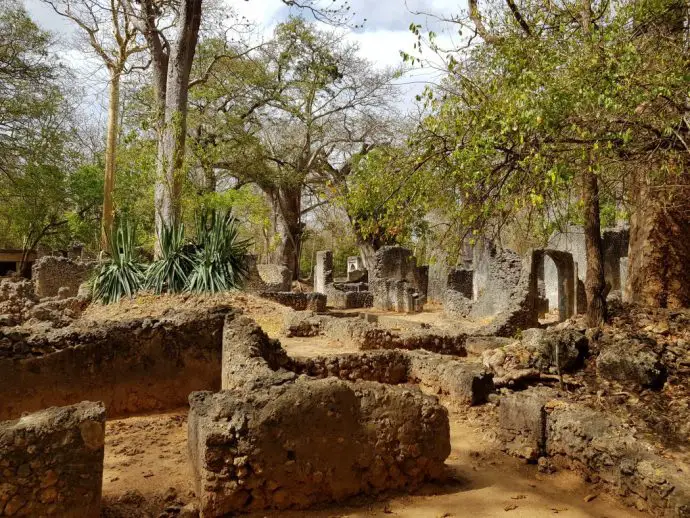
[32,256,95,298]
[188,378,450,516]
[189,309,453,516]
[259,291,326,312]
[244,255,292,293]
[370,246,428,312]
[283,311,469,356]
[0,308,228,420]
[0,401,106,517]
[324,286,373,309]
[498,388,690,517]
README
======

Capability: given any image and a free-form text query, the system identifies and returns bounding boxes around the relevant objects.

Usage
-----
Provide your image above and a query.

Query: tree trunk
[153,0,202,255]
[583,168,607,326]
[273,185,303,280]
[100,70,120,250]
[626,169,690,308]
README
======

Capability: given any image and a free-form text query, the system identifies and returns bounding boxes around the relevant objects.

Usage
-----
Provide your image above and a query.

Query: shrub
[145,223,195,294]
[186,210,251,293]
[92,221,146,304]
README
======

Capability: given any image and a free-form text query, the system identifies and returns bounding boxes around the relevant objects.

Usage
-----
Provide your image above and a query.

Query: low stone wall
[32,256,95,298]
[0,308,228,420]
[189,312,452,515]
[244,255,292,293]
[259,291,326,312]
[294,350,409,384]
[0,401,106,517]
[188,378,450,516]
[325,287,373,309]
[498,388,690,517]
[284,311,469,356]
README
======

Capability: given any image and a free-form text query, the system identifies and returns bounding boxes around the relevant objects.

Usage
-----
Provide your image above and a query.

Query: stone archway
[531,249,576,322]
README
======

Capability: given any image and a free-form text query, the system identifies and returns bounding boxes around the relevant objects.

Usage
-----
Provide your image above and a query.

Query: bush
[92,221,146,304]
[186,210,251,293]
[145,223,195,294]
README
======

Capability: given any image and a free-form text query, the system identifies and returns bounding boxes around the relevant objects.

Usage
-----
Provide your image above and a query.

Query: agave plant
[92,221,146,304]
[145,222,195,294]
[186,209,251,293]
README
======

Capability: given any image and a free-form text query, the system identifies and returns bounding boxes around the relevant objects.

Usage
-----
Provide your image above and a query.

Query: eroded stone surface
[0,308,229,419]
[188,378,450,516]
[0,401,105,518]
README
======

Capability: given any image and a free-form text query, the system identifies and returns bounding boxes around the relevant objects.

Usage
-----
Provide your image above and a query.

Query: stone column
[314,251,333,294]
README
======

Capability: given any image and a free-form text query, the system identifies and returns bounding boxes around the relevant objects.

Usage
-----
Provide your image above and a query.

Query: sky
[24,0,465,115]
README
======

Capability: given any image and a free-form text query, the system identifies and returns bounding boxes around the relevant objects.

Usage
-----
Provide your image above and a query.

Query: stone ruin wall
[32,256,95,298]
[0,401,105,518]
[498,388,690,517]
[370,246,428,313]
[0,308,228,420]
[244,255,292,293]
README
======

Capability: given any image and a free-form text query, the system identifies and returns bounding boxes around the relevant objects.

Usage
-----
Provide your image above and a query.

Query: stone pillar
[620,257,629,302]
[314,251,333,294]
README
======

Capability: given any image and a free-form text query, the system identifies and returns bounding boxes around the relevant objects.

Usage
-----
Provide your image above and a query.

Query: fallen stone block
[188,378,450,516]
[0,401,105,518]
[407,350,494,405]
[283,310,322,337]
[596,338,666,388]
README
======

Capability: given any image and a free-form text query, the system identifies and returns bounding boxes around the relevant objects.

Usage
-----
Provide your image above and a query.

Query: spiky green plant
[92,221,146,304]
[145,223,195,294]
[186,210,251,293]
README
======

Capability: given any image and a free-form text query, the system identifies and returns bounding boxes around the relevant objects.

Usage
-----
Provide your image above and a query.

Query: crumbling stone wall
[545,225,629,310]
[0,401,105,517]
[324,287,373,309]
[498,389,690,517]
[32,256,95,298]
[244,255,292,292]
[0,308,228,420]
[370,246,428,313]
[259,291,326,312]
[443,268,474,317]
[189,312,452,516]
[188,378,450,516]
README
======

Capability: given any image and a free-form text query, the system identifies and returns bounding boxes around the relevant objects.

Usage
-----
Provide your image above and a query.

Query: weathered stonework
[189,312,452,516]
[188,379,450,516]
[370,246,427,313]
[259,291,326,312]
[497,389,690,517]
[0,401,106,518]
[244,255,292,293]
[0,308,228,420]
[32,256,95,298]
[314,250,333,294]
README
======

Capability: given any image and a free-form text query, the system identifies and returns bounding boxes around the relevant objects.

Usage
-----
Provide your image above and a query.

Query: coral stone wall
[32,256,95,298]
[0,401,105,518]
[0,308,228,420]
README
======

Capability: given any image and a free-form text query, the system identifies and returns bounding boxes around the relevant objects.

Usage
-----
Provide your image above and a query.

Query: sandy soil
[101,407,648,518]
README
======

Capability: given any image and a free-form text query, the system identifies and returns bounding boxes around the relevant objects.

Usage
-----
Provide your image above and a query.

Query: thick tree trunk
[583,169,607,326]
[272,186,303,280]
[626,170,690,308]
[153,0,202,255]
[100,71,120,250]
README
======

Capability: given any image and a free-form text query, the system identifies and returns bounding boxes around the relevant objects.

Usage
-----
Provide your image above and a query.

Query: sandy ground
[102,407,648,518]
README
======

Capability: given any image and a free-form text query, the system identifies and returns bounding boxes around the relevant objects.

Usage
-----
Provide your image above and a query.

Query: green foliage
[404,0,689,243]
[92,221,146,304]
[145,223,195,294]
[186,210,252,293]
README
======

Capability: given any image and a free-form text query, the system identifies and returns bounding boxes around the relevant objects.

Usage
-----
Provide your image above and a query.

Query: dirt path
[102,409,648,518]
